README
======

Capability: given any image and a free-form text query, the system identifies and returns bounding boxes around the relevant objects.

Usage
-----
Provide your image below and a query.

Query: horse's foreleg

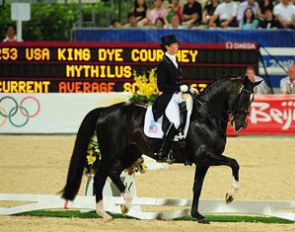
[191,165,210,224]
[225,158,239,204]
[207,154,240,204]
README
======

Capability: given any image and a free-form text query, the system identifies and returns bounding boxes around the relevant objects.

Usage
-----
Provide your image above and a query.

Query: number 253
[0,48,18,60]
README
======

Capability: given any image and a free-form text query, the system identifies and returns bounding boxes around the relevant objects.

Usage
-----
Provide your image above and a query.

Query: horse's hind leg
[93,165,114,222]
[109,166,133,215]
[109,148,142,214]
[93,140,125,221]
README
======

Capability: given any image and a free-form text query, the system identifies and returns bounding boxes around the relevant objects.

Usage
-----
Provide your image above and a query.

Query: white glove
[189,88,197,95]
[180,85,189,93]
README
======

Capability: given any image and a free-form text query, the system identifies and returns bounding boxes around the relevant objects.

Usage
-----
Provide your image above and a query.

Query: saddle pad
[144,104,192,140]
[144,106,164,139]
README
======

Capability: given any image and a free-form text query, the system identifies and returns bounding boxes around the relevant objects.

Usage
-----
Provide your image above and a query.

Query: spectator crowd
[111,0,295,29]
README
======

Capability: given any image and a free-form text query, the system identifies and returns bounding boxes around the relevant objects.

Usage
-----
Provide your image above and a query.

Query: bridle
[229,85,254,118]
[194,85,254,124]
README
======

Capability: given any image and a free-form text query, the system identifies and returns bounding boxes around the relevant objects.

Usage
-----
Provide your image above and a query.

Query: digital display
[0,42,258,93]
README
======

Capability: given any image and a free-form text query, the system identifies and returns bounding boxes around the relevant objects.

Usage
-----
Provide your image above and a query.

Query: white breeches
[165,92,193,129]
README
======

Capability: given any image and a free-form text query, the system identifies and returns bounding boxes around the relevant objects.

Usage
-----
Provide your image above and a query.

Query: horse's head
[229,76,262,132]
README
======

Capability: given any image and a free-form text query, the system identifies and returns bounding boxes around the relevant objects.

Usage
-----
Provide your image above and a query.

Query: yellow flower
[87,154,96,165]
[140,162,147,173]
[131,68,159,102]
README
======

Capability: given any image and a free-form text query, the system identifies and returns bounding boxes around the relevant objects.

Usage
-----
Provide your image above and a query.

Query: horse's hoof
[120,205,129,215]
[96,208,113,222]
[198,218,210,224]
[103,215,113,223]
[192,212,210,224]
[225,193,234,204]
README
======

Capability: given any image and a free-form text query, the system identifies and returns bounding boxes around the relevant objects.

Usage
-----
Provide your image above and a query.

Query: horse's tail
[59,108,102,201]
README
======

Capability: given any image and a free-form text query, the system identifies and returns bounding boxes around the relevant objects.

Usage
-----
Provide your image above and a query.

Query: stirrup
[156,155,168,163]
[183,160,192,166]
[157,156,174,164]
[166,149,175,164]
[156,150,174,163]
[166,158,175,164]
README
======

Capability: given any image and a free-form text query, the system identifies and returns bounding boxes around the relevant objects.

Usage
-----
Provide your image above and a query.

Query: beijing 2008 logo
[0,96,41,128]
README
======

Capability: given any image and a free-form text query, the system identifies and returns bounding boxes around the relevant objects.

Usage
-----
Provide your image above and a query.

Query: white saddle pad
[144,107,164,139]
[144,103,192,140]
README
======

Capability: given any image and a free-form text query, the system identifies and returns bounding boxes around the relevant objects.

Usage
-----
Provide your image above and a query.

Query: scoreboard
[0,42,258,93]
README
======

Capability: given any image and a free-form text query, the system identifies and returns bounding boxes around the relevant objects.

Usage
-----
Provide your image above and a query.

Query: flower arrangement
[84,140,102,175]
[124,157,146,175]
[84,140,147,176]
[129,68,159,106]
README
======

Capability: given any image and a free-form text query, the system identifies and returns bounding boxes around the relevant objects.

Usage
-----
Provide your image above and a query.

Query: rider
[153,34,195,162]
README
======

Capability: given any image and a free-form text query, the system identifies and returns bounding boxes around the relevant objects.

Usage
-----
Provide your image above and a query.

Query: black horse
[60,75,260,223]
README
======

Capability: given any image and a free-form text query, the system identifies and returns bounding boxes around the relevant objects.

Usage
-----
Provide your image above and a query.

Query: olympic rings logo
[0,96,41,128]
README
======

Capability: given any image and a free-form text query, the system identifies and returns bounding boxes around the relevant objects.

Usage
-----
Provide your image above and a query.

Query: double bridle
[230,85,254,117]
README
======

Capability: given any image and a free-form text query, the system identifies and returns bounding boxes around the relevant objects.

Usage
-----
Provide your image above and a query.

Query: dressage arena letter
[97,49,124,61]
[25,48,50,61]
[0,81,50,93]
[57,48,91,61]
[66,65,132,78]
[58,81,115,93]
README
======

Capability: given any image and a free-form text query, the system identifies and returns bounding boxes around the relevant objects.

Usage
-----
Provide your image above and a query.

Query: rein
[194,96,229,124]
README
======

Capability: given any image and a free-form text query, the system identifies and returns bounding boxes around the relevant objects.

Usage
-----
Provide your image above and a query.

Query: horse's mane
[198,75,242,100]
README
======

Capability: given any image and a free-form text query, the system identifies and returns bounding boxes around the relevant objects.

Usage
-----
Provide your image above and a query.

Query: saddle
[144,93,193,140]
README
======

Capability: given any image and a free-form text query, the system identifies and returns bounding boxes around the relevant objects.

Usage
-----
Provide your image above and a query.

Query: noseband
[230,85,254,117]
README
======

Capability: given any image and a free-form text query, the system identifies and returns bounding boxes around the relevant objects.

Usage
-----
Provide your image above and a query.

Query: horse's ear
[254,80,263,86]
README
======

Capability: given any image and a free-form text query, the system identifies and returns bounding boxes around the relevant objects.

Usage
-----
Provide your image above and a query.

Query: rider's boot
[179,102,187,133]
[157,123,176,163]
[178,102,192,165]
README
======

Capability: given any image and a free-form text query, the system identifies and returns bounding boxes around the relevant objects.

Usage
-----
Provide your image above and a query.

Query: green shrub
[0,3,111,41]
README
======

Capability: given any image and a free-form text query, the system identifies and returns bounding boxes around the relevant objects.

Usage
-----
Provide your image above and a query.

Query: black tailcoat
[153,55,183,120]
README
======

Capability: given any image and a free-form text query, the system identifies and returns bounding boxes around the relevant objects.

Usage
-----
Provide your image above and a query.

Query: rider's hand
[189,88,197,95]
[180,85,189,93]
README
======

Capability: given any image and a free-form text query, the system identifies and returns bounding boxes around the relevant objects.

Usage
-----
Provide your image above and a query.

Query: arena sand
[0,135,294,232]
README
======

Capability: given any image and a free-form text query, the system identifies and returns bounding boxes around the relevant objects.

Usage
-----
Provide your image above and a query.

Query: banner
[1,93,294,134]
[228,95,295,135]
[0,93,131,133]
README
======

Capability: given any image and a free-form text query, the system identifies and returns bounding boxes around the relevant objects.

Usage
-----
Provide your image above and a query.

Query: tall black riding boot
[179,102,188,134]
[157,123,176,163]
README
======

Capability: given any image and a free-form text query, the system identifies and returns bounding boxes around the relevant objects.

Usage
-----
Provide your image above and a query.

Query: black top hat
[161,34,178,46]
